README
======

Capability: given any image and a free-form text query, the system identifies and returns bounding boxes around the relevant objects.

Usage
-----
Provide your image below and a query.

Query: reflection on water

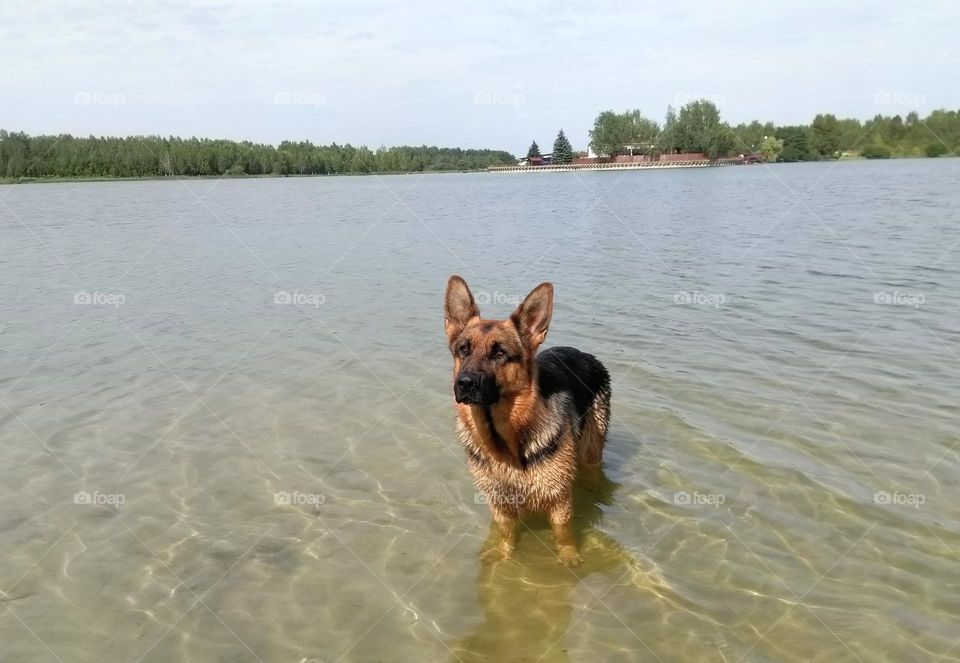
[1,160,960,661]
[454,463,673,663]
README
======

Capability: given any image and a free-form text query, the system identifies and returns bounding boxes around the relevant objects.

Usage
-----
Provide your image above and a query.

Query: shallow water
[1,160,959,662]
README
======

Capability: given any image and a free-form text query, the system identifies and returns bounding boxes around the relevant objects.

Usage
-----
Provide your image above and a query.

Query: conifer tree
[552,129,573,164]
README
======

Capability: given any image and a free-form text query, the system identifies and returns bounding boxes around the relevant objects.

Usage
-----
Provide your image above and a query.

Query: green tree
[527,141,541,159]
[925,142,948,157]
[552,129,573,164]
[776,126,812,162]
[668,99,735,158]
[732,120,775,154]
[706,124,737,160]
[658,105,678,154]
[810,114,841,158]
[759,135,784,162]
[888,115,905,141]
[589,109,660,157]
[836,118,865,151]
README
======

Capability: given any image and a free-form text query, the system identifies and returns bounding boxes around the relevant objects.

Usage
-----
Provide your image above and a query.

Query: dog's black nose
[457,374,478,390]
[454,372,498,405]
[455,372,485,404]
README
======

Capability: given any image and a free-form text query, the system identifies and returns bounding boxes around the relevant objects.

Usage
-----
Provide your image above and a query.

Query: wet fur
[444,276,611,566]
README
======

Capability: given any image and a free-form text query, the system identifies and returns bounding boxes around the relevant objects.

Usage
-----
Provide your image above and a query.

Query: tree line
[531,101,959,163]
[0,131,516,179]
[5,101,957,180]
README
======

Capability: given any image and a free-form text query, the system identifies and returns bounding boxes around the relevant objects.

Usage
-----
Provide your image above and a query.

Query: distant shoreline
[490,153,954,173]
[2,155,952,185]
[0,169,489,185]
[0,131,515,182]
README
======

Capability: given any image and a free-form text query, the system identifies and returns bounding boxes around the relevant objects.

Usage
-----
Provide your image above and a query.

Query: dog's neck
[468,383,542,468]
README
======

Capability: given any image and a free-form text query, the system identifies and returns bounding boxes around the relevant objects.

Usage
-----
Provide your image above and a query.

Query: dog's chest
[461,427,577,511]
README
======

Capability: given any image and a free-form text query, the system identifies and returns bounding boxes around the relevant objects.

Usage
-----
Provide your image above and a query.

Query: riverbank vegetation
[582,101,959,162]
[5,102,958,181]
[0,131,515,179]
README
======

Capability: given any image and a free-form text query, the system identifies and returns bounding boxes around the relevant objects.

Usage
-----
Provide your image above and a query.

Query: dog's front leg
[548,497,583,568]
[480,507,518,562]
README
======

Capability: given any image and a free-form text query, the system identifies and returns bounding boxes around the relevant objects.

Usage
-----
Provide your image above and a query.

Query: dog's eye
[457,344,470,358]
[494,347,508,359]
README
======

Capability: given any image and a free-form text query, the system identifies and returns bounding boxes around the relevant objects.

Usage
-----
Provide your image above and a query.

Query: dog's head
[443,275,553,406]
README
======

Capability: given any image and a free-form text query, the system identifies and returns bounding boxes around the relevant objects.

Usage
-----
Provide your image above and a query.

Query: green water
[1,160,958,661]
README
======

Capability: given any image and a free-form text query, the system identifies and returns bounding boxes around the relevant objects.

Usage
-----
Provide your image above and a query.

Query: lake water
[1,160,959,662]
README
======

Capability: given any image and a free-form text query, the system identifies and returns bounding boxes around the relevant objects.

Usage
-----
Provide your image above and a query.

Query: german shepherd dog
[443,276,611,567]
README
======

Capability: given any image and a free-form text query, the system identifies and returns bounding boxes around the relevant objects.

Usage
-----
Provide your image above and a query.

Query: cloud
[1,0,957,154]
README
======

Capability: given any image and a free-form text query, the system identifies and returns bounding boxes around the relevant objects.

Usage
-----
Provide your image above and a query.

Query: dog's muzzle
[454,372,499,405]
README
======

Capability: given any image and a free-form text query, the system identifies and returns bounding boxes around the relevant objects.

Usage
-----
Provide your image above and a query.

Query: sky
[2,0,958,155]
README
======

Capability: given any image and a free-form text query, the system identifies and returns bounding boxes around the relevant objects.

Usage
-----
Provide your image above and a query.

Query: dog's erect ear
[511,282,553,352]
[444,275,480,341]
